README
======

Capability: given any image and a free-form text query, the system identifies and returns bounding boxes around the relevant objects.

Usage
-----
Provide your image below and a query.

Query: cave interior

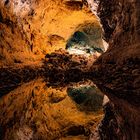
[0,0,140,140]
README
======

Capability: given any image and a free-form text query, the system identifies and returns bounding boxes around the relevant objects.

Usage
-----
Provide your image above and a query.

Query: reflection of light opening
[67,84,104,112]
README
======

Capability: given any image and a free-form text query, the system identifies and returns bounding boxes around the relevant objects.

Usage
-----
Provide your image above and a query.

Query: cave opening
[65,21,108,64]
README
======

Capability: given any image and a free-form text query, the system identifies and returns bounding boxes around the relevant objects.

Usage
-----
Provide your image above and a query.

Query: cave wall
[0,0,100,66]
[91,0,140,139]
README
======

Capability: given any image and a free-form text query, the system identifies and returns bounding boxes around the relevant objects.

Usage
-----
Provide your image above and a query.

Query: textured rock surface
[89,0,140,139]
[0,0,101,66]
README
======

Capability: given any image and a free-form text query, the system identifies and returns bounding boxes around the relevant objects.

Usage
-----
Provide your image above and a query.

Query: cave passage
[66,26,108,56]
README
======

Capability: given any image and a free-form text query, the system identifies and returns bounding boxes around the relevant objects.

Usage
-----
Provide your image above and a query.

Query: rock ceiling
[0,0,102,65]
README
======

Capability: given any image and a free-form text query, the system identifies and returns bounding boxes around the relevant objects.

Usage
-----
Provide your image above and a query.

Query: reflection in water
[67,85,104,112]
[0,79,104,140]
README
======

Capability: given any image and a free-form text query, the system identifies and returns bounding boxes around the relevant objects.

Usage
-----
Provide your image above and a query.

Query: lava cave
[0,0,140,140]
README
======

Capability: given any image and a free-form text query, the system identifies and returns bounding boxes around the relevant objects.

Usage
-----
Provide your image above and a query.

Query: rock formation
[0,0,101,66]
[89,0,140,139]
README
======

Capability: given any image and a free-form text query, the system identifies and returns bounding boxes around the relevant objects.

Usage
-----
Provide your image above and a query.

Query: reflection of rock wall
[0,0,98,66]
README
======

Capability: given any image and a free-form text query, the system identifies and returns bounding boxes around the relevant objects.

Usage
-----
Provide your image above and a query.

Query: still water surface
[0,78,104,140]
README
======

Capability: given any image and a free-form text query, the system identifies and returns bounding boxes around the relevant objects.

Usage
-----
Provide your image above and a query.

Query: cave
[66,23,108,55]
[0,0,140,140]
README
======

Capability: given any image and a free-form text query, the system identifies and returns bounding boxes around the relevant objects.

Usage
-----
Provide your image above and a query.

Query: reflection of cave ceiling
[0,0,101,65]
